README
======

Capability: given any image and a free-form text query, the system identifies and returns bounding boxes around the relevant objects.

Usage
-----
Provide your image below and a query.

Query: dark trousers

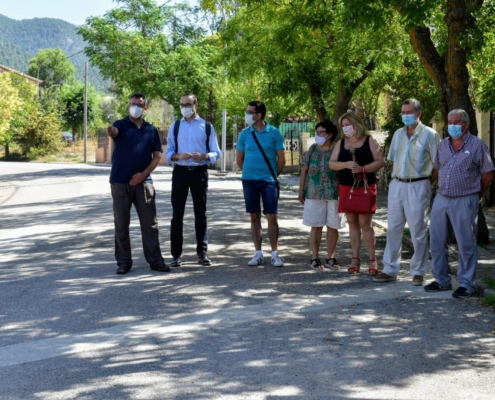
[111,182,165,269]
[170,166,208,257]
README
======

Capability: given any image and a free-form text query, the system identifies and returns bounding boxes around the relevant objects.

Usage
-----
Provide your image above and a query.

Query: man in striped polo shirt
[373,98,440,285]
[425,109,494,298]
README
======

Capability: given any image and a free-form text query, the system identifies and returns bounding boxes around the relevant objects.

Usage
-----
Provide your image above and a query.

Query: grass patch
[483,277,495,290]
[481,294,495,309]
[0,152,29,162]
[0,139,98,163]
[39,139,98,163]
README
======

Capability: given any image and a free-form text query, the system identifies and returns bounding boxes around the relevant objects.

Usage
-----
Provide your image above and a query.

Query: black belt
[395,176,429,183]
[176,164,208,171]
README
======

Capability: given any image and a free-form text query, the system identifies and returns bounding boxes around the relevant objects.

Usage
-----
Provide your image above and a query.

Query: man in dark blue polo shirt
[106,93,170,274]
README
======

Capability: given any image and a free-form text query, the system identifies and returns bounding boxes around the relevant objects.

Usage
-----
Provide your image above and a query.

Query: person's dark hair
[182,93,198,104]
[129,93,147,106]
[248,100,266,119]
[403,98,422,112]
[315,120,339,142]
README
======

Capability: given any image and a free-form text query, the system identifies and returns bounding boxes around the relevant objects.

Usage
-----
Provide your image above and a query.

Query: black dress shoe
[116,265,132,275]
[198,253,212,266]
[171,257,181,267]
[452,287,474,298]
[150,264,171,272]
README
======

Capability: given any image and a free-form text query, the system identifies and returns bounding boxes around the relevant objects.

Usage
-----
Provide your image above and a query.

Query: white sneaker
[248,255,264,266]
[271,254,284,267]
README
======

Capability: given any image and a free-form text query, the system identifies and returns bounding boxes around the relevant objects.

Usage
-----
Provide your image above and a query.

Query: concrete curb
[0,182,17,206]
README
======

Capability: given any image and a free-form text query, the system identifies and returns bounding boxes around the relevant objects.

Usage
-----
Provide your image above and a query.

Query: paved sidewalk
[1,163,495,399]
[279,173,495,299]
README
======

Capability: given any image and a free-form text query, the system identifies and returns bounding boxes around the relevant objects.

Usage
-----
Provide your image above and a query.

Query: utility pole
[83,61,88,163]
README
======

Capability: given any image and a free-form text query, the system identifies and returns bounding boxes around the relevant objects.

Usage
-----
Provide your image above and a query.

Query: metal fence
[279,122,317,174]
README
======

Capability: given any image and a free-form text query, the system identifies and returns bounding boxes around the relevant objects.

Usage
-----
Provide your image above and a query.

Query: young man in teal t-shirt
[236,101,286,267]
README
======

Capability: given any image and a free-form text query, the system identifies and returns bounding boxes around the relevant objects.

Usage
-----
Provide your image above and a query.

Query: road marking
[0,283,451,368]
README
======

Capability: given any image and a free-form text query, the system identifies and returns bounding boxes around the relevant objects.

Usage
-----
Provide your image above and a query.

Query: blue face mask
[448,124,463,139]
[402,114,417,127]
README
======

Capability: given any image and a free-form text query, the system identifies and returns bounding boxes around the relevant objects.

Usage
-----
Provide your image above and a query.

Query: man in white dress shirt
[166,93,222,267]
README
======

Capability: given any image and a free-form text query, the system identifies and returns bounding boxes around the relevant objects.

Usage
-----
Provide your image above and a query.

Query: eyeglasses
[315,130,327,136]
[180,103,194,108]
[246,111,259,115]
[401,111,416,115]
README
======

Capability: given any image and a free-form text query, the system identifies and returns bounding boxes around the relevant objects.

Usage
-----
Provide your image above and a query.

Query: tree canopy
[59,82,100,141]
[78,0,223,122]
[27,48,77,88]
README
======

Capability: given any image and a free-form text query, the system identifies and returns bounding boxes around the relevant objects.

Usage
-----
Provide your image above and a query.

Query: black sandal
[310,258,324,270]
[325,258,340,270]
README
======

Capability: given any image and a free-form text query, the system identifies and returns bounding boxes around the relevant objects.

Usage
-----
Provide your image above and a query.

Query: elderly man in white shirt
[373,98,439,286]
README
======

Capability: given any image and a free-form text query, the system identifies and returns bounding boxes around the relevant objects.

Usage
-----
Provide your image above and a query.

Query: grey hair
[402,98,422,112]
[448,109,469,122]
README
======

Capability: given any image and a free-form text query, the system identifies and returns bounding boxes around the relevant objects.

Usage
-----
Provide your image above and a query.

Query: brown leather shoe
[372,272,397,283]
[412,275,424,286]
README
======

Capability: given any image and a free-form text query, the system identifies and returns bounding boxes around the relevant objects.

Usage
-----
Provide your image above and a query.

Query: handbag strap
[351,166,369,193]
[251,130,279,183]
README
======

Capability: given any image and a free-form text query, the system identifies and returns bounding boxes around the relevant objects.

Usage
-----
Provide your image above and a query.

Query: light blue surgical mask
[448,124,463,139]
[315,135,327,146]
[402,114,417,127]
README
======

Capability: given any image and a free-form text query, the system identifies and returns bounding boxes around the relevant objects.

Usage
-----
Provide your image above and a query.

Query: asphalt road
[1,161,494,400]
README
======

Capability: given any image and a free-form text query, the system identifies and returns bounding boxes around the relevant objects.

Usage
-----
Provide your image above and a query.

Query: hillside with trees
[0,14,107,91]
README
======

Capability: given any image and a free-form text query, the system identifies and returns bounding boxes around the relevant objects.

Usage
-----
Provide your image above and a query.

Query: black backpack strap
[173,120,180,154]
[251,130,280,198]
[174,119,211,153]
[205,122,211,153]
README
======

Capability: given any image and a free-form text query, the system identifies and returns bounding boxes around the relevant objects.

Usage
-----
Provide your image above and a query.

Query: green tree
[470,5,495,111]
[1,73,63,158]
[99,95,120,125]
[59,82,100,141]
[210,0,409,123]
[78,0,222,122]
[338,0,495,135]
[27,48,77,88]
[0,73,24,158]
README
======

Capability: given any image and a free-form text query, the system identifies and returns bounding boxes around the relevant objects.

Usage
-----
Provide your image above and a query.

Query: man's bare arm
[480,171,494,198]
[276,149,286,176]
[106,126,119,138]
[130,151,162,185]
[236,150,244,170]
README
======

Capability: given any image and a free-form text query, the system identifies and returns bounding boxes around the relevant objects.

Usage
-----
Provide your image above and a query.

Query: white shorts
[303,199,346,229]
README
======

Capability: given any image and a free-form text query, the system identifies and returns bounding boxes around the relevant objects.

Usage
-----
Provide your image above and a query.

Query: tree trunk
[406,0,486,239]
[308,83,328,121]
[407,0,478,136]
[333,61,375,124]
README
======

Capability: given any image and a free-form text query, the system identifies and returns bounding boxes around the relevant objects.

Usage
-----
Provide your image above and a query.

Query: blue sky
[1,0,190,26]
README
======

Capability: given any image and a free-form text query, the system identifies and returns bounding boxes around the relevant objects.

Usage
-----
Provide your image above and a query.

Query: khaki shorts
[303,199,346,229]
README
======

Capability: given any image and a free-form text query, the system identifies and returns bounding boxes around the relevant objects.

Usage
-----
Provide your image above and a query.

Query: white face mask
[129,105,143,119]
[181,107,194,119]
[315,135,327,146]
[342,125,354,137]
[245,113,257,126]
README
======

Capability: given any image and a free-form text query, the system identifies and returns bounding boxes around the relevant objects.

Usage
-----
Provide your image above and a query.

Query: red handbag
[338,167,377,214]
